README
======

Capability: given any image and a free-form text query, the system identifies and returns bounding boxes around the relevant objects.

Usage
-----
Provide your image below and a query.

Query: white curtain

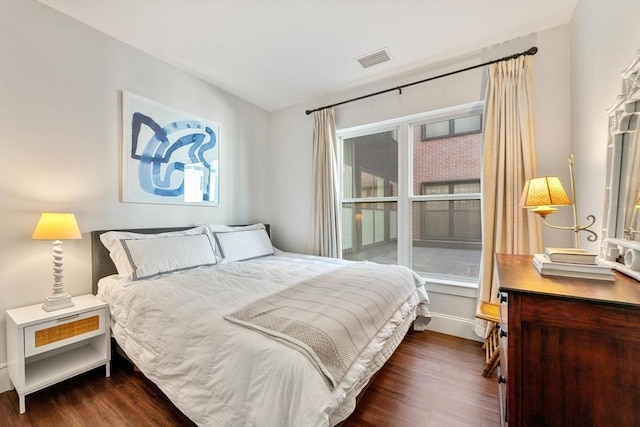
[311,108,342,258]
[474,55,542,338]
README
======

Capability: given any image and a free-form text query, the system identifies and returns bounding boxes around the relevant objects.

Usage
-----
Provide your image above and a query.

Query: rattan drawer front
[24,308,106,357]
[34,315,99,347]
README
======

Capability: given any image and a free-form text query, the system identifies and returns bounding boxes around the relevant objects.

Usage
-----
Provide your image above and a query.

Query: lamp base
[42,293,75,312]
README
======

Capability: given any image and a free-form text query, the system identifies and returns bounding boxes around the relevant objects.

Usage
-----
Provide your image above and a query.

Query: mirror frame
[600,50,640,280]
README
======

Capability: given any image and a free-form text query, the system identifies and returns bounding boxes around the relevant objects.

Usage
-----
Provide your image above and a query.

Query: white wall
[270,25,572,340]
[0,0,270,391]
[570,0,640,252]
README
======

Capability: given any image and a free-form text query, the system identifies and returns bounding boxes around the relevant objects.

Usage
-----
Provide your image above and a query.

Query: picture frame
[121,91,220,205]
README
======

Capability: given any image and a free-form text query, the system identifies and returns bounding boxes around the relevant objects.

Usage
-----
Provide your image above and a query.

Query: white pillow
[100,226,207,280]
[120,233,217,281]
[213,227,274,263]
[206,223,268,259]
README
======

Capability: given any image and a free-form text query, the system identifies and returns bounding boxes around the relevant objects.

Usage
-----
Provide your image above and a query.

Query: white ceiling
[39,0,577,112]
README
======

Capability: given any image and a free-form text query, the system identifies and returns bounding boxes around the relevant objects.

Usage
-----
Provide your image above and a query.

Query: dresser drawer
[24,308,106,357]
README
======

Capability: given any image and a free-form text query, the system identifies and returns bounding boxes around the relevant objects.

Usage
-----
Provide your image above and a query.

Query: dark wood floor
[0,331,499,426]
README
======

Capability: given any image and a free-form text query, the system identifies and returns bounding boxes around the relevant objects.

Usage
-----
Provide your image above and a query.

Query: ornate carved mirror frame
[600,50,640,280]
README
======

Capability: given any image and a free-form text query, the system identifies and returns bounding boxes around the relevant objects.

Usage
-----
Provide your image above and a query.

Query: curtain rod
[304,46,538,115]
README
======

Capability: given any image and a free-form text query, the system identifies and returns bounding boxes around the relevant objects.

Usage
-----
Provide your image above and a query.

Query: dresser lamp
[520,155,597,249]
[32,212,82,311]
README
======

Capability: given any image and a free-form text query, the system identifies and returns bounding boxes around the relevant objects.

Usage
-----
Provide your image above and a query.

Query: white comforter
[97,253,430,427]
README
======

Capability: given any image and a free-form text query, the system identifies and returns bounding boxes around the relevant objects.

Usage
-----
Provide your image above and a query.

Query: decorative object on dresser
[520,154,598,249]
[31,212,82,311]
[600,50,640,281]
[543,247,597,264]
[5,294,111,414]
[495,254,640,427]
[602,238,640,281]
[532,253,614,281]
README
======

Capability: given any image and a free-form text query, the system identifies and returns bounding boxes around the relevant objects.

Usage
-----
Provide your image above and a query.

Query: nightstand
[5,294,111,414]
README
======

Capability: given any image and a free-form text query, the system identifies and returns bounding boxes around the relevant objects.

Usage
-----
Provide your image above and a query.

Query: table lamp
[32,213,82,311]
[520,155,597,249]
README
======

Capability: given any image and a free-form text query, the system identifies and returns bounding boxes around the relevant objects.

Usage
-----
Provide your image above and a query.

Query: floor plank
[0,331,499,426]
[343,331,499,427]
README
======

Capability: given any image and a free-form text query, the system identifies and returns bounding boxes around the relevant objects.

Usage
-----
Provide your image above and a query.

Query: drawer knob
[498,375,506,384]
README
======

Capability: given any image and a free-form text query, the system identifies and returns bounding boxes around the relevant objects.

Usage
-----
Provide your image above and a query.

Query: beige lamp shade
[520,177,571,218]
[32,213,82,240]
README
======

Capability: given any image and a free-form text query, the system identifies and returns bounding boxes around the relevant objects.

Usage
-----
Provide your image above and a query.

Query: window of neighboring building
[419,180,481,241]
[421,114,482,141]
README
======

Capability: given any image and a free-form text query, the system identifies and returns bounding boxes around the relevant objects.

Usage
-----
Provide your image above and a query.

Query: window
[412,110,482,281]
[421,114,482,141]
[420,181,481,241]
[360,170,385,197]
[341,130,398,263]
[339,103,483,285]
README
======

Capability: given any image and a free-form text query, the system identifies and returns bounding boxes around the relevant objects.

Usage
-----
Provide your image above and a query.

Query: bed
[91,224,430,426]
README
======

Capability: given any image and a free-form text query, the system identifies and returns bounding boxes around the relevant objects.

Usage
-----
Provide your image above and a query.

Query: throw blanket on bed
[224,262,420,389]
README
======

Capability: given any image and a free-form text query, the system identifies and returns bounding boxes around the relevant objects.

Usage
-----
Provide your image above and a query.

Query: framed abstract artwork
[121,91,220,205]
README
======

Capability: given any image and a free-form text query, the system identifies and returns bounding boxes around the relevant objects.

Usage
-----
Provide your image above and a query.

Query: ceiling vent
[356,48,392,69]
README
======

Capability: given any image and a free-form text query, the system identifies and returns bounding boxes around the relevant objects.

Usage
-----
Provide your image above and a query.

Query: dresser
[495,254,640,427]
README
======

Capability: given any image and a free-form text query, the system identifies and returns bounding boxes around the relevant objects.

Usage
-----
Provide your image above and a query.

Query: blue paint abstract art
[122,92,220,205]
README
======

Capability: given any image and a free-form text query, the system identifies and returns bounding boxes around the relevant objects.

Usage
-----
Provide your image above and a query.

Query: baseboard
[0,363,11,393]
[426,311,483,342]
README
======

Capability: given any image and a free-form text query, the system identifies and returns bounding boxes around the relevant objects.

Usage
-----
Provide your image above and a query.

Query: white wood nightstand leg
[19,394,25,414]
[106,361,111,378]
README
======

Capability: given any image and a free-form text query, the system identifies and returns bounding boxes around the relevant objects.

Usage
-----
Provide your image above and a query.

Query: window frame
[337,101,484,287]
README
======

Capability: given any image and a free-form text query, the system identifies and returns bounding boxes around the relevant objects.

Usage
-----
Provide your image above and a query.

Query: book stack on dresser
[532,248,614,281]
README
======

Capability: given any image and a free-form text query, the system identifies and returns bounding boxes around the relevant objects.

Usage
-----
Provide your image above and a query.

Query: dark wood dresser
[495,254,640,427]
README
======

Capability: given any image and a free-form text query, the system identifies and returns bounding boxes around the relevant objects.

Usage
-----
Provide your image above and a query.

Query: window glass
[422,114,483,140]
[342,206,353,250]
[453,115,482,134]
[341,130,398,264]
[412,113,482,281]
[411,199,482,280]
[340,107,483,284]
[343,131,397,197]
[424,120,450,139]
[342,202,397,263]
[360,171,385,197]
[389,180,398,197]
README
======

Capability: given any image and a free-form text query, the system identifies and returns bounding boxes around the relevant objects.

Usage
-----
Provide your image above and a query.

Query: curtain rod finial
[305,109,313,115]
[526,46,538,56]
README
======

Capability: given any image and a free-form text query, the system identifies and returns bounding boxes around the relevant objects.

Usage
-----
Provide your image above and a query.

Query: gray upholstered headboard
[90,224,271,295]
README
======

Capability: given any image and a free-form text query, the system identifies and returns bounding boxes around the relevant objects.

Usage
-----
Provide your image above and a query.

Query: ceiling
[39,0,577,112]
